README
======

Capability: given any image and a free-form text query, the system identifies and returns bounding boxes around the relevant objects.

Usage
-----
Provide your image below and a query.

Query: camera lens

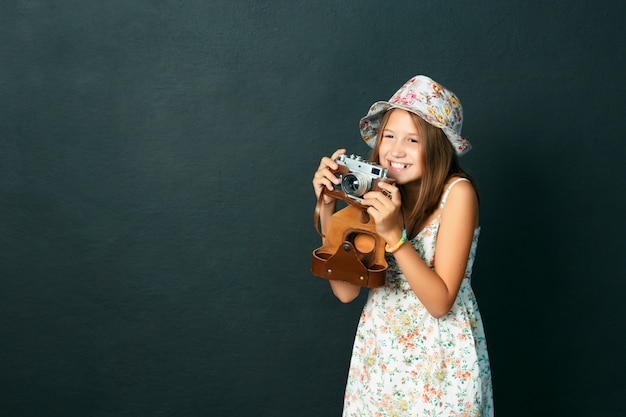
[341,173,371,197]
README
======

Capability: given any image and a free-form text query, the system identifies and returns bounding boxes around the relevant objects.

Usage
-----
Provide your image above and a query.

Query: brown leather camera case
[311,203,387,288]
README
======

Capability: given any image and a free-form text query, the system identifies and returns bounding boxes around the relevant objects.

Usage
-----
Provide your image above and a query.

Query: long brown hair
[369,109,479,237]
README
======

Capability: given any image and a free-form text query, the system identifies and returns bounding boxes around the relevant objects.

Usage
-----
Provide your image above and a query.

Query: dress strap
[440,177,470,210]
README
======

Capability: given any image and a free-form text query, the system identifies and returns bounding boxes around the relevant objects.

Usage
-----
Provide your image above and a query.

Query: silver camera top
[336,154,389,179]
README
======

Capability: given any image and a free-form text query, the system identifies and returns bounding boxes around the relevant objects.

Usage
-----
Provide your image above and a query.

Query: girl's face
[377,109,424,185]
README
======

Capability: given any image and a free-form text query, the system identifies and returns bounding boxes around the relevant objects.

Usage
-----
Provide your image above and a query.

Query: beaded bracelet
[385,228,407,253]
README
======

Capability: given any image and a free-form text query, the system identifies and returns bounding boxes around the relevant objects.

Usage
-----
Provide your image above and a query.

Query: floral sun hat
[359,75,471,156]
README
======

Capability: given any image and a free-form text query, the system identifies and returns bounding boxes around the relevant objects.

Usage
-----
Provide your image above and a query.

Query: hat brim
[360,101,472,156]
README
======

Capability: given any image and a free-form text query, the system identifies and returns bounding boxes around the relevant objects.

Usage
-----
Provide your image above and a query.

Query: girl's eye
[408,138,419,143]
[383,133,394,140]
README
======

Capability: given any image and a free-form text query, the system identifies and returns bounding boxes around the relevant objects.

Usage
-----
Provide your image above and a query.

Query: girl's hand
[312,149,346,205]
[362,181,403,242]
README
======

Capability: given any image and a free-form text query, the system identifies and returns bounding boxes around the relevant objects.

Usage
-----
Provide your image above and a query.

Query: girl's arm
[312,149,362,303]
[364,179,478,317]
[392,180,478,317]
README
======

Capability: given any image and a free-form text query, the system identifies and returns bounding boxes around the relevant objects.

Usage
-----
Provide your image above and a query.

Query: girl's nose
[390,140,406,156]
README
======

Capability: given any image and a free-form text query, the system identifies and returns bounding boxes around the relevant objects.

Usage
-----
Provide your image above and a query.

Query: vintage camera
[327,153,394,206]
[312,153,393,288]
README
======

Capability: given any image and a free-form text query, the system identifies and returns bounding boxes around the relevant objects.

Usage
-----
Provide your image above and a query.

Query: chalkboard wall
[2,1,625,416]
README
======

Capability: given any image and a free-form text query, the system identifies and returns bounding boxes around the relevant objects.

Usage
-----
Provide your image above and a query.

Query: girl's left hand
[361,181,403,241]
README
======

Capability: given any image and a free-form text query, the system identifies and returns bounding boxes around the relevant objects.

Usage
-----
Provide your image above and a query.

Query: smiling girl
[312,75,493,416]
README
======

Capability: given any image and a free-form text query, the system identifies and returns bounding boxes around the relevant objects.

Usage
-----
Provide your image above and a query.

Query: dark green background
[2,1,625,416]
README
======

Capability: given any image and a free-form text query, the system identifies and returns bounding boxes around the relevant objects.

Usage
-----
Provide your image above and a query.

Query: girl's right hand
[312,148,346,205]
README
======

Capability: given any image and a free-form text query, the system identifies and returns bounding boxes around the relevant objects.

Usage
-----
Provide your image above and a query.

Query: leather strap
[313,188,327,238]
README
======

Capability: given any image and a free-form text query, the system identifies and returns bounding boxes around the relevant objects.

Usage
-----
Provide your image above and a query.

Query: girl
[312,75,493,416]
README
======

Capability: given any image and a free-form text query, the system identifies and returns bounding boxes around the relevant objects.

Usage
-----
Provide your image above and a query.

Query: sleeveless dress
[342,178,494,417]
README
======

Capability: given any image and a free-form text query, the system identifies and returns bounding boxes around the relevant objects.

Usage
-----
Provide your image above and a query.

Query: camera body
[327,153,394,206]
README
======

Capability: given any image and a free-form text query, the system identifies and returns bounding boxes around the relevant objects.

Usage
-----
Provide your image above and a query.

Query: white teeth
[390,162,408,169]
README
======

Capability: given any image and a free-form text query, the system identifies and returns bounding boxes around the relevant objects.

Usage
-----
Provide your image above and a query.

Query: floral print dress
[343,178,494,417]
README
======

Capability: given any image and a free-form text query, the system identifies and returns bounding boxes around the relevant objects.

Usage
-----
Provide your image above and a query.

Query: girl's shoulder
[440,176,479,226]
[442,176,475,197]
